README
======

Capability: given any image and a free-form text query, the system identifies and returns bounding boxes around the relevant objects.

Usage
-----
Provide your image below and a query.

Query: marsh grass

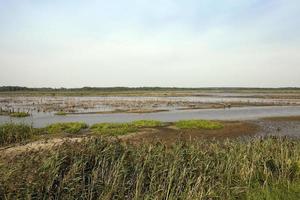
[54,111,67,116]
[90,122,137,136]
[9,112,30,118]
[45,122,88,134]
[130,120,163,128]
[1,137,300,199]
[91,120,164,136]
[175,119,224,130]
[0,123,35,145]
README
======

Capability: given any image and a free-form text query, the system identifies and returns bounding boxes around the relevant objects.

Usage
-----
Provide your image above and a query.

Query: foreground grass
[0,123,35,145]
[45,122,88,134]
[175,120,224,130]
[0,137,300,199]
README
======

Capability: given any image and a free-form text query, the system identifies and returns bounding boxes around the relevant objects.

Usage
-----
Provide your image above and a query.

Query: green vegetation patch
[130,120,163,128]
[91,123,137,136]
[45,122,88,134]
[91,120,163,136]
[1,138,300,199]
[175,120,224,130]
[0,123,35,145]
[9,112,30,118]
[54,111,67,116]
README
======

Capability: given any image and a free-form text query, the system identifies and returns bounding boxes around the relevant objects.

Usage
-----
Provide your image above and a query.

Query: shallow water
[1,95,299,115]
[1,106,300,128]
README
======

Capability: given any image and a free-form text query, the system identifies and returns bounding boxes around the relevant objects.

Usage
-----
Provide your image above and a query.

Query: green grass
[9,112,30,118]
[175,119,224,130]
[0,123,35,145]
[54,111,67,116]
[247,182,300,200]
[1,137,300,199]
[130,120,163,128]
[90,122,137,136]
[45,122,88,134]
[91,120,163,136]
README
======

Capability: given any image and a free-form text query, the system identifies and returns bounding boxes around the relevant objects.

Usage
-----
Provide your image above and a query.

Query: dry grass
[0,137,300,199]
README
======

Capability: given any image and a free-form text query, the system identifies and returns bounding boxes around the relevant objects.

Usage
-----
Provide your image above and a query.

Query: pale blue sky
[0,0,299,87]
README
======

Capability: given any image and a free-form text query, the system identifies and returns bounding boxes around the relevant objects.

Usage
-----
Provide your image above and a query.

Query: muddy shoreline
[1,116,300,158]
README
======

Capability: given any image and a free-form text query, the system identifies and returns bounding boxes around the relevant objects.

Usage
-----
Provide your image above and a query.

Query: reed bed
[0,123,35,145]
[1,137,300,199]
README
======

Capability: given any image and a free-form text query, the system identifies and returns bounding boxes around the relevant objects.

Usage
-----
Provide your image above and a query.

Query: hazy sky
[0,0,300,88]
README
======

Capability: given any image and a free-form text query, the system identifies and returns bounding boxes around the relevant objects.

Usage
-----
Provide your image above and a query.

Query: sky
[0,0,300,88]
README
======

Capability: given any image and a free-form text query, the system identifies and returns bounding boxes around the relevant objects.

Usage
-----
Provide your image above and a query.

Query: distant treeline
[0,86,300,92]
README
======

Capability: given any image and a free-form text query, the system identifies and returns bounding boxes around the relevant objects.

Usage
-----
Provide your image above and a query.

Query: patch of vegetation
[130,120,163,128]
[175,120,224,130]
[91,122,137,136]
[54,111,67,116]
[9,112,30,118]
[91,120,163,136]
[0,111,9,116]
[0,123,35,145]
[1,137,300,199]
[45,122,88,134]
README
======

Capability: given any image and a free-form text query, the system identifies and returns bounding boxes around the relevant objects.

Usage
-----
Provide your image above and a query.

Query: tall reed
[1,137,300,199]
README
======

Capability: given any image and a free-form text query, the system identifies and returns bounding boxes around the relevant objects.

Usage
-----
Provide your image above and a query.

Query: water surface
[1,106,300,128]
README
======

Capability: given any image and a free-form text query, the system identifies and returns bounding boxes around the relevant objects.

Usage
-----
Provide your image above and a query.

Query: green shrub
[175,120,223,130]
[0,123,34,145]
[46,122,88,134]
